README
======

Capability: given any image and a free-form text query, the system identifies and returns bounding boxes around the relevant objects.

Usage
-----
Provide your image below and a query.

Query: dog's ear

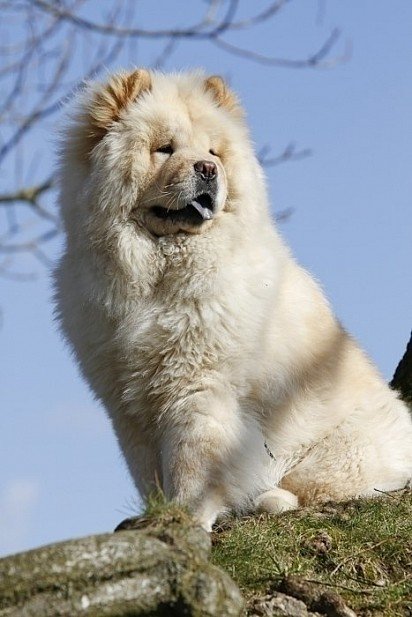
[204,75,243,118]
[86,69,152,151]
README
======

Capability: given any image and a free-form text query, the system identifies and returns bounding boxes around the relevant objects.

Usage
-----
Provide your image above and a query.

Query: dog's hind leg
[254,487,299,514]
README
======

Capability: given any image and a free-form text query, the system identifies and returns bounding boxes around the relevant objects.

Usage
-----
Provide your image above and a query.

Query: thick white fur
[55,70,412,530]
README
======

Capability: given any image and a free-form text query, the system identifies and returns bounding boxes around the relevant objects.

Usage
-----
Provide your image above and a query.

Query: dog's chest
[125,290,232,371]
[152,235,219,299]
[121,272,242,390]
[118,234,273,399]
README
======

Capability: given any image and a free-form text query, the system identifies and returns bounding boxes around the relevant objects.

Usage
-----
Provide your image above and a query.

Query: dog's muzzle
[150,160,218,225]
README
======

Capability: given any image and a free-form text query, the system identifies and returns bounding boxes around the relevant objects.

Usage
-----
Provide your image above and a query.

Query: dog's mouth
[151,193,215,225]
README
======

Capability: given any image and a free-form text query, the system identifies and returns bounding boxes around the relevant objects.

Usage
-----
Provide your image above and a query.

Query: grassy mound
[211,490,412,616]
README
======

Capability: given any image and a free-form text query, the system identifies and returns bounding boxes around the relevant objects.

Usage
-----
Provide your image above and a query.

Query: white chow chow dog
[55,69,412,530]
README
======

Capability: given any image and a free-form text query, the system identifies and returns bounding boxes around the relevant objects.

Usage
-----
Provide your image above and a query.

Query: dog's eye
[156,144,174,155]
[209,149,220,158]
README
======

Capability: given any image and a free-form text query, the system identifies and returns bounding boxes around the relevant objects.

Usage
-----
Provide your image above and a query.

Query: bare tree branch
[228,0,290,30]
[0,0,343,279]
[29,0,235,39]
[212,28,348,69]
[0,177,57,222]
[258,143,312,167]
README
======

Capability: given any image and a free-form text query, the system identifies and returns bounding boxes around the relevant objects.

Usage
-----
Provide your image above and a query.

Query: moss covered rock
[0,514,243,617]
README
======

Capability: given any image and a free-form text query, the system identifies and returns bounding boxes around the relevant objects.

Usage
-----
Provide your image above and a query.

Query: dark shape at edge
[390,330,412,405]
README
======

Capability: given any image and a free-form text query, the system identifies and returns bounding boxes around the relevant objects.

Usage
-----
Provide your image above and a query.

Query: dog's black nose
[194,160,217,181]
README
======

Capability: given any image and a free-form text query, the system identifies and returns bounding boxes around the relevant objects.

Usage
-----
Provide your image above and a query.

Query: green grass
[143,488,191,521]
[139,489,412,614]
[211,490,412,616]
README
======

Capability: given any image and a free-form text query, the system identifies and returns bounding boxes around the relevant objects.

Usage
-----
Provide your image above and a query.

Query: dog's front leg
[159,387,241,530]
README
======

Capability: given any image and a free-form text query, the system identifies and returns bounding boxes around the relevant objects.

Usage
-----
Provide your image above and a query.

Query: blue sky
[1,1,411,556]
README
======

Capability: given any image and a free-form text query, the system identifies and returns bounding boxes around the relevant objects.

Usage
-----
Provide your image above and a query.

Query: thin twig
[259,142,312,167]
[301,577,373,595]
[212,28,347,69]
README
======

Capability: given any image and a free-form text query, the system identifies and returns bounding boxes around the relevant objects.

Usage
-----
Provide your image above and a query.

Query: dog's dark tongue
[189,199,213,220]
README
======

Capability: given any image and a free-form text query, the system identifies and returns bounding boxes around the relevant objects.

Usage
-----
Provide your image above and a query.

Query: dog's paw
[255,488,298,514]
[195,505,223,532]
[193,494,228,532]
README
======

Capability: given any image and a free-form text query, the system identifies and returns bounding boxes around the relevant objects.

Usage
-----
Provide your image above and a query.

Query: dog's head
[64,69,258,239]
